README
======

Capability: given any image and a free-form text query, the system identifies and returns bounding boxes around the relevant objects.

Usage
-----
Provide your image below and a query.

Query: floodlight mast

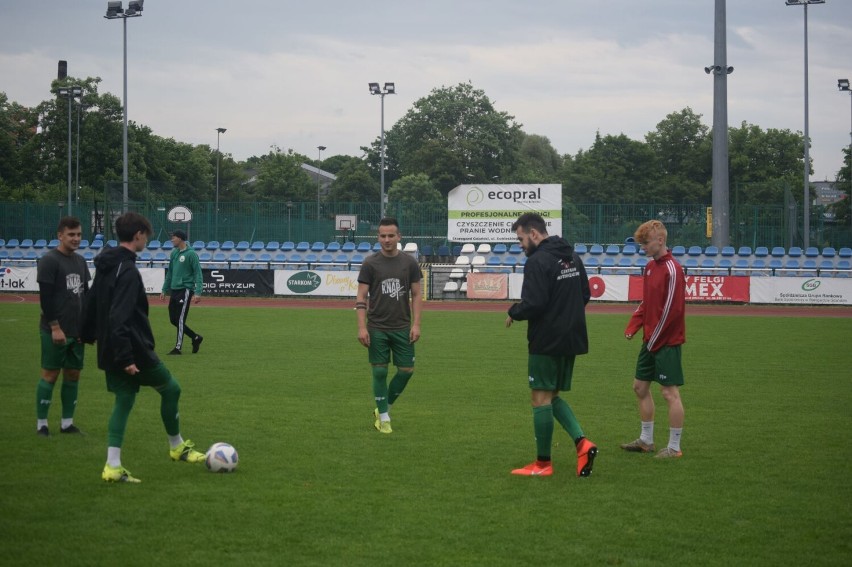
[369,82,395,219]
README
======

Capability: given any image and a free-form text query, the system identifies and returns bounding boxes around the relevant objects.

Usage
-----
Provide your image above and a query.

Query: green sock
[533,405,554,461]
[108,391,136,448]
[552,396,584,442]
[60,381,79,419]
[158,378,182,437]
[388,369,414,406]
[371,366,389,414]
[36,379,55,420]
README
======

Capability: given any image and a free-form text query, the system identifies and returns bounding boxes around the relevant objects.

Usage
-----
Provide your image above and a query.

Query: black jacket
[507,236,590,356]
[81,245,160,372]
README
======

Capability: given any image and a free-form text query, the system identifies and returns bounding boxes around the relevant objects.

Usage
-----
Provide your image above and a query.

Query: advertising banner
[0,265,38,292]
[447,184,562,242]
[628,275,750,302]
[508,274,629,301]
[139,268,165,294]
[203,269,274,296]
[749,277,852,305]
[273,270,360,297]
[466,272,508,299]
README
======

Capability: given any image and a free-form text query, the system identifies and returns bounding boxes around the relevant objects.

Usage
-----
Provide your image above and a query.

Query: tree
[510,133,562,183]
[387,173,442,205]
[828,146,851,224]
[366,82,523,196]
[645,108,712,204]
[328,158,378,203]
[249,147,313,202]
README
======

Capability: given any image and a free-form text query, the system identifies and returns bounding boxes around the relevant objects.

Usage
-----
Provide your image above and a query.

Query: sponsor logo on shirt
[381,277,405,300]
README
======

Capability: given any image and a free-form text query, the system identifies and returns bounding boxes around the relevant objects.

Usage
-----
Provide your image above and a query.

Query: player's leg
[655,345,684,458]
[36,331,62,435]
[387,329,415,409]
[59,340,85,433]
[167,291,185,351]
[621,343,656,453]
[368,330,392,432]
[141,362,205,462]
[180,290,199,343]
[511,355,556,476]
[550,355,597,477]
[102,369,141,482]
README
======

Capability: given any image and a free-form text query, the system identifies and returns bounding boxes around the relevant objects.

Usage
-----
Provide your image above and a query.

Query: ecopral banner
[749,277,852,305]
[273,270,360,297]
[203,269,274,296]
[447,184,562,242]
[628,275,750,302]
[466,272,508,299]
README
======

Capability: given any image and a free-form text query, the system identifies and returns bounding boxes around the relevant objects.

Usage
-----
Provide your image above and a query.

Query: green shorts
[527,354,576,391]
[40,330,84,370]
[368,328,415,368]
[635,343,684,386]
[105,362,175,394]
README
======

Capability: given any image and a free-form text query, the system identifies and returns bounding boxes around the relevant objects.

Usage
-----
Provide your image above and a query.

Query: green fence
[2,200,850,250]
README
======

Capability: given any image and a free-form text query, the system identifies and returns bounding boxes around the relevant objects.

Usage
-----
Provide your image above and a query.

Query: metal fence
[2,199,849,250]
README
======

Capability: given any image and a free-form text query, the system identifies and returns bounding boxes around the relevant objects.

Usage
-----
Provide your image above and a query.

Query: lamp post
[75,101,84,208]
[786,0,824,249]
[839,78,851,229]
[215,127,226,240]
[316,145,326,220]
[105,0,144,212]
[56,85,82,214]
[369,82,395,220]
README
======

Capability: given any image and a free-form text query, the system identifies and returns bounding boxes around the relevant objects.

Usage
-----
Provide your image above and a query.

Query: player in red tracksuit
[622,220,687,458]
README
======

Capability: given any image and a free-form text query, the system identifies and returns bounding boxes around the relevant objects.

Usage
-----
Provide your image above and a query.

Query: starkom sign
[447,184,562,242]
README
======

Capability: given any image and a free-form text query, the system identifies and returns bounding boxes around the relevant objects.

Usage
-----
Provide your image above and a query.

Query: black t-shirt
[357,252,421,331]
[37,249,90,336]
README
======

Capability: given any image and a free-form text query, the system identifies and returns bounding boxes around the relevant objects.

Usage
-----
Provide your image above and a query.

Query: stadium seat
[212,252,227,267]
[616,257,633,274]
[471,255,487,270]
[421,244,434,257]
[754,247,769,258]
[205,240,220,250]
[153,251,168,266]
[266,241,281,251]
[0,238,5,248]
[836,259,851,274]
[804,247,819,258]
[452,245,462,256]
[622,244,637,256]
[818,259,835,276]
[350,254,365,267]
[250,241,265,251]
[20,238,34,248]
[147,239,161,250]
[138,251,153,266]
[272,253,287,266]
[436,245,451,259]
[326,242,341,253]
[737,246,752,257]
[768,258,783,275]
[687,246,702,257]
[89,240,103,250]
[671,245,685,257]
[770,246,785,258]
[605,244,620,256]
[341,242,356,253]
[259,252,272,266]
[508,243,522,255]
[684,258,698,272]
[460,243,476,256]
[839,248,852,258]
[6,238,20,248]
[34,239,47,249]
[781,259,800,277]
[228,252,242,265]
[720,246,735,257]
[718,258,733,274]
[787,246,803,258]
[459,281,468,294]
[476,243,491,255]
[404,242,419,255]
[373,242,382,251]
[454,255,471,267]
[732,258,750,276]
[800,259,817,277]
[311,242,326,252]
[443,281,460,295]
[161,240,174,251]
[704,246,719,257]
[221,240,235,251]
[492,243,507,255]
[584,257,600,272]
[235,241,250,252]
[279,241,294,252]
[198,251,212,263]
[634,257,648,269]
[588,244,604,256]
[296,241,310,252]
[449,267,467,280]
[485,256,503,272]
[315,253,334,270]
[48,239,59,249]
[698,258,717,275]
[574,243,587,255]
[192,240,205,250]
[333,253,349,268]
[502,256,518,269]
[356,241,372,252]
[821,247,836,258]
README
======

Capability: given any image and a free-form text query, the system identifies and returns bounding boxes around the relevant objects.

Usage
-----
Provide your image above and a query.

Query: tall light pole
[369,82,395,219]
[839,78,851,229]
[316,145,326,220]
[215,127,227,241]
[56,86,82,215]
[105,0,143,212]
[75,100,84,208]
[786,0,824,249]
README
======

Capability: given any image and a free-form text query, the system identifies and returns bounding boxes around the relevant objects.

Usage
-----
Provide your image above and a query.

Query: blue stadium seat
[687,246,702,257]
[732,258,750,276]
[373,242,382,251]
[770,246,785,258]
[48,239,59,249]
[821,247,836,258]
[198,251,212,263]
[205,240,220,250]
[272,253,287,265]
[754,247,769,258]
[296,242,310,252]
[704,246,719,257]
[718,258,733,274]
[509,243,523,255]
[492,243,508,255]
[333,253,349,266]
[574,243,587,255]
[782,258,800,276]
[350,254,365,267]
[634,257,648,269]
[787,246,803,258]
[622,244,637,256]
[584,257,600,271]
[153,251,168,266]
[192,240,205,251]
[436,245,450,258]
[671,245,685,257]
[502,256,518,269]
[616,258,633,274]
[737,246,752,257]
[259,252,272,264]
[486,256,503,271]
[699,258,717,274]
[836,259,851,274]
[266,241,281,251]
[421,244,434,257]
[818,259,835,275]
[326,242,341,253]
[0,238,5,248]
[588,244,604,256]
[89,240,103,250]
[161,240,174,251]
[804,247,820,258]
[235,241,250,252]
[6,238,20,248]
[305,253,318,266]
[148,239,161,250]
[138,251,153,266]
[341,242,356,253]
[315,253,334,269]
[720,246,735,257]
[213,252,227,265]
[311,242,325,252]
[605,245,620,256]
[34,239,47,249]
[684,258,698,271]
[281,241,295,252]
[356,242,372,252]
[221,240,235,251]
[20,238,34,248]
[768,258,783,274]
[800,259,817,277]
[228,252,242,265]
[250,241,265,251]
[839,248,852,258]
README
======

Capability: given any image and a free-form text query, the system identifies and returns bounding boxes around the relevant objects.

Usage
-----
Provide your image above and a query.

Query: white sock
[37,419,48,430]
[640,421,654,445]
[168,434,184,449]
[668,427,683,452]
[379,412,390,422]
[107,447,122,468]
[61,418,73,429]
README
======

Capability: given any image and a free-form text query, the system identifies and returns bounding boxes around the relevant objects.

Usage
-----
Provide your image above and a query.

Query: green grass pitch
[1,302,851,566]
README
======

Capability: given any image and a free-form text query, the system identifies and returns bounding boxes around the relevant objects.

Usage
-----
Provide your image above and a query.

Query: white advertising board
[447,184,562,242]
[749,276,852,305]
[273,269,360,297]
[508,273,629,301]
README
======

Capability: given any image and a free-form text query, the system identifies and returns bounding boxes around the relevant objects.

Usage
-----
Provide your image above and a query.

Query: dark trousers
[168,289,198,350]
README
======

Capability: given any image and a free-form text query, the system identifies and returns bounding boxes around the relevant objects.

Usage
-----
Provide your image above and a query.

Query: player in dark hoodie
[83,212,205,483]
[506,212,597,478]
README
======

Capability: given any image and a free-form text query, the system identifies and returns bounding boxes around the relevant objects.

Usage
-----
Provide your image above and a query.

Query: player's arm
[108,270,141,370]
[625,302,644,340]
[508,261,548,321]
[38,282,66,344]
[356,282,370,347]
[409,280,422,343]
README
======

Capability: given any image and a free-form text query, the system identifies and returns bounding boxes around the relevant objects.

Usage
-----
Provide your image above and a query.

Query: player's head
[634,220,668,260]
[56,216,82,253]
[114,212,153,251]
[377,217,401,256]
[511,213,548,256]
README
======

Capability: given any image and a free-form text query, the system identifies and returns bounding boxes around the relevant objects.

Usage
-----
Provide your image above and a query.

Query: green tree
[249,147,313,202]
[387,173,442,205]
[645,108,712,204]
[328,158,378,203]
[510,133,562,183]
[728,121,803,206]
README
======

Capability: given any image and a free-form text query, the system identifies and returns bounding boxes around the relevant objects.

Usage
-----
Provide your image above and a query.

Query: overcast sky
[1,0,851,181]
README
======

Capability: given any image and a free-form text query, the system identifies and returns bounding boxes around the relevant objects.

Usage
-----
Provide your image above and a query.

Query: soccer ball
[205,442,239,473]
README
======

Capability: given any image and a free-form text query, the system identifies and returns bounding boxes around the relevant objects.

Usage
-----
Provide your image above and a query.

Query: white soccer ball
[205,442,239,473]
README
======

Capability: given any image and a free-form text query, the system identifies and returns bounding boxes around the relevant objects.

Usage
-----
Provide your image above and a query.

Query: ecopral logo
[466,186,484,207]
[287,271,322,294]
[801,279,821,292]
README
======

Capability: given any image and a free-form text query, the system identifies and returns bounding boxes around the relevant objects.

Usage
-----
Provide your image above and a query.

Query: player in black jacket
[506,212,597,478]
[83,212,206,483]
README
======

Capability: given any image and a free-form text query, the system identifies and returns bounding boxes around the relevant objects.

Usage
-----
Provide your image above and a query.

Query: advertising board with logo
[628,275,750,302]
[447,184,562,242]
[273,270,360,297]
[203,269,273,296]
[750,277,852,305]
[465,272,508,299]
